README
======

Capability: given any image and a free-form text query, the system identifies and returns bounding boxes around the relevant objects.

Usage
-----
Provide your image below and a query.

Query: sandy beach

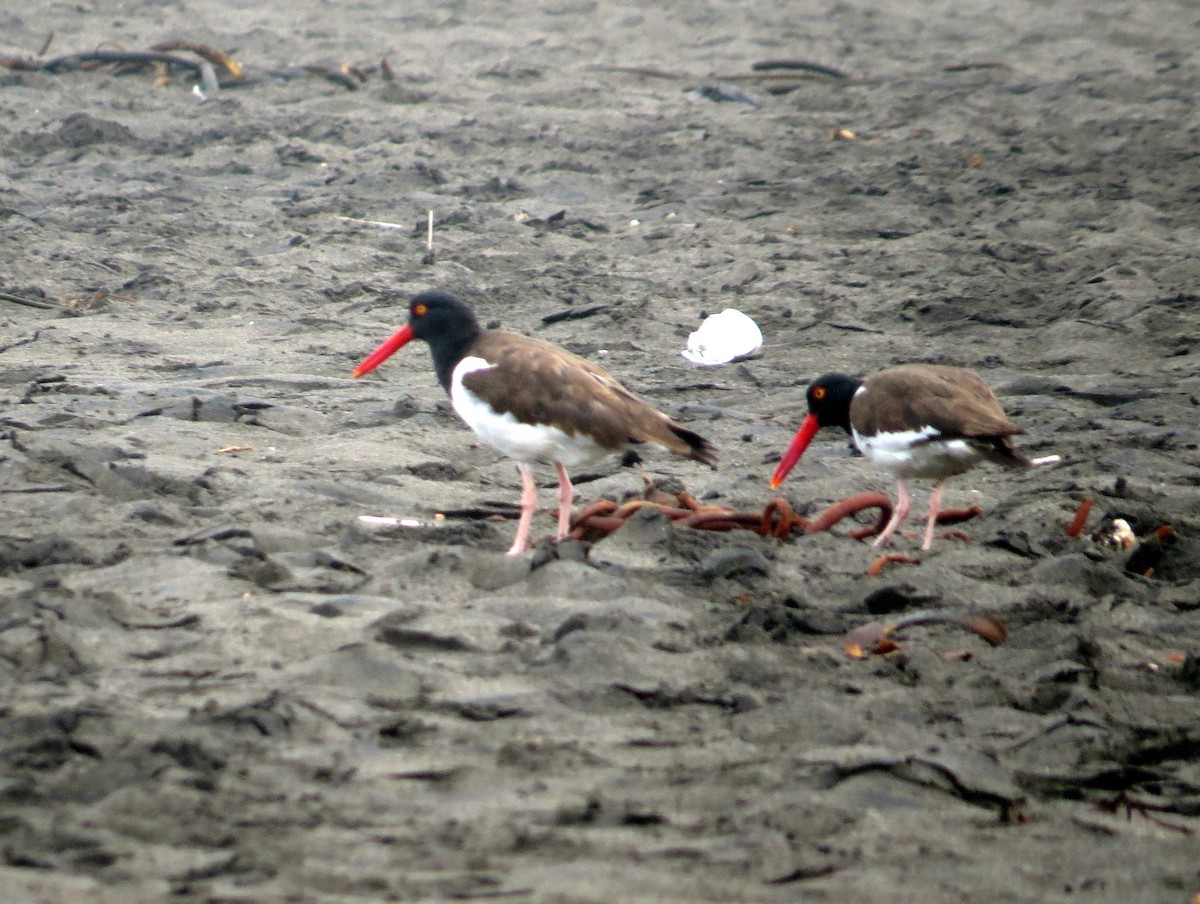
[1,1,1198,901]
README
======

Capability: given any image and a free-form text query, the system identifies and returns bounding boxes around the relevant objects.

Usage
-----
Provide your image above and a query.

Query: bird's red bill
[352,324,415,378]
[770,413,820,488]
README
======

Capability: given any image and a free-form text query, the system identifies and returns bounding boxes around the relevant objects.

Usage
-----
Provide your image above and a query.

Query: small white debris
[358,515,426,529]
[1094,517,1139,551]
[335,216,408,231]
[682,308,763,366]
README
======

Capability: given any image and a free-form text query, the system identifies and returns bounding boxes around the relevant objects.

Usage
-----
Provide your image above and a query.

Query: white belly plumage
[853,426,984,480]
[450,357,609,467]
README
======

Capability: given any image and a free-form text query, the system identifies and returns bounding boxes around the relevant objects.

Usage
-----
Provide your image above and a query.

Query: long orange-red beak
[351,324,415,378]
[770,413,820,488]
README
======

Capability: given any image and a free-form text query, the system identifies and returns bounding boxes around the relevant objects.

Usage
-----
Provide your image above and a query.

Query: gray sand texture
[1,1,1199,902]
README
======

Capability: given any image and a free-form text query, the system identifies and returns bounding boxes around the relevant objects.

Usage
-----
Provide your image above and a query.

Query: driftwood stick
[36,50,220,93]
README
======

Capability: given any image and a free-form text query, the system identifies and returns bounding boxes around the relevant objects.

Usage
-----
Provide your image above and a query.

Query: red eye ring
[413,303,428,316]
[812,386,827,401]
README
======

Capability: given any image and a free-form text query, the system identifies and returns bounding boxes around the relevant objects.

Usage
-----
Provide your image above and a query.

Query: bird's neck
[429,325,483,392]
[828,379,862,433]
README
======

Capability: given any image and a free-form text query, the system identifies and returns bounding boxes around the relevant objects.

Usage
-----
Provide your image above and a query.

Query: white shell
[681,308,763,366]
[358,515,426,528]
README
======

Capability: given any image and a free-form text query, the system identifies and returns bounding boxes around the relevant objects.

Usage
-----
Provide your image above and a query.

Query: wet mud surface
[1,1,1199,901]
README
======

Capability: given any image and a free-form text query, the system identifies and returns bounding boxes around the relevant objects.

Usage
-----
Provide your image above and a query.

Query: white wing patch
[853,425,985,479]
[450,356,609,467]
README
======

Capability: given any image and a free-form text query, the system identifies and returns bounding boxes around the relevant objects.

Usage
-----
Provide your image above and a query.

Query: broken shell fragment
[1093,517,1139,551]
[682,308,763,366]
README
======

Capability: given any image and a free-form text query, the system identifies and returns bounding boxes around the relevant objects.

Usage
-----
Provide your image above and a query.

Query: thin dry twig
[0,484,75,494]
[1096,791,1195,835]
[590,61,850,82]
[114,613,201,630]
[943,61,1014,72]
[749,59,849,79]
[0,291,56,310]
[0,328,40,355]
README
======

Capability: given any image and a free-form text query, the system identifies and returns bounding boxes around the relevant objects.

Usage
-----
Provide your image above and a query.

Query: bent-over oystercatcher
[771,364,1059,550]
[353,290,717,555]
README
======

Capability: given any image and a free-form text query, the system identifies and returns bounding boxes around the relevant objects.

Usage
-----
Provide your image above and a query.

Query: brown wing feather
[857,365,1024,440]
[462,331,717,467]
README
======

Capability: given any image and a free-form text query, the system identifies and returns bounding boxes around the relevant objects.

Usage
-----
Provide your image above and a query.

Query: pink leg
[921,479,946,551]
[873,479,912,548]
[507,463,538,556]
[554,461,574,540]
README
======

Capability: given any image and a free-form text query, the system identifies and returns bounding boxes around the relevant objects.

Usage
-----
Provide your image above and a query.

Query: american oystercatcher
[770,364,1059,550]
[353,290,718,556]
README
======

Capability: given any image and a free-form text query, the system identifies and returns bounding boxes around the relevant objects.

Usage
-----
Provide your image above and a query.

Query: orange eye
[413,303,428,316]
[812,386,827,401]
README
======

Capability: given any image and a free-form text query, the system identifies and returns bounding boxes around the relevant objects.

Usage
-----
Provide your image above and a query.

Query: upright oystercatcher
[353,290,718,556]
[770,364,1059,550]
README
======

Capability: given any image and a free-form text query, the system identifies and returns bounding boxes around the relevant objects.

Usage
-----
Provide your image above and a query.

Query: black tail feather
[670,423,718,469]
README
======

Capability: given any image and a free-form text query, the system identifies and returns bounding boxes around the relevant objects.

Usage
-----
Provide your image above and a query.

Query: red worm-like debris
[573,499,618,521]
[940,529,973,543]
[804,492,894,539]
[935,505,984,525]
[611,498,691,520]
[568,489,985,546]
[957,612,1008,646]
[573,515,628,535]
[679,511,763,532]
[868,553,922,576]
[1065,497,1093,538]
[760,498,809,539]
